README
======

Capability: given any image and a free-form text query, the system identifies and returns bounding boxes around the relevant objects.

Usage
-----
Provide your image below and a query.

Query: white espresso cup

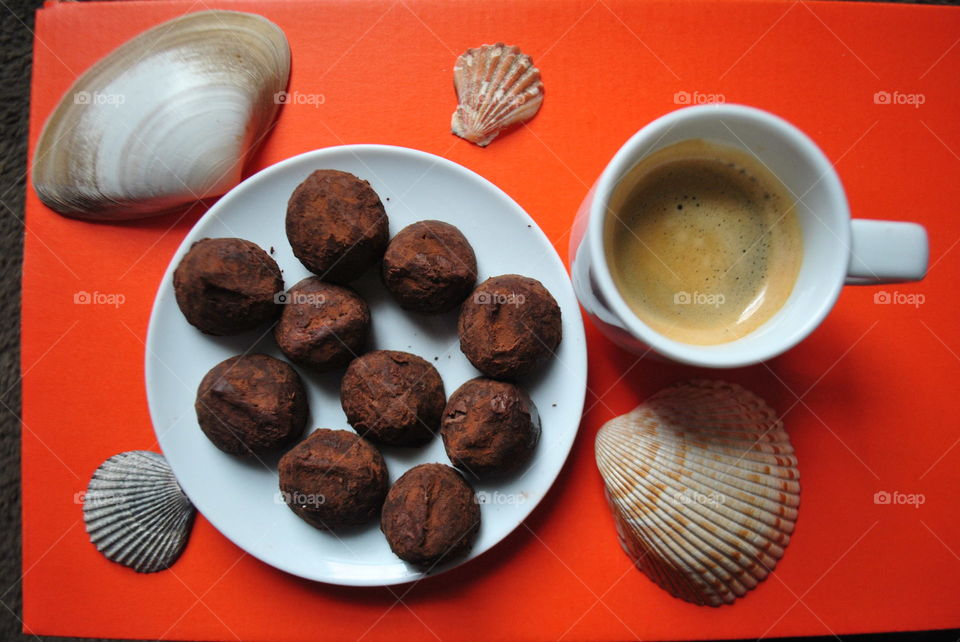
[569,104,928,368]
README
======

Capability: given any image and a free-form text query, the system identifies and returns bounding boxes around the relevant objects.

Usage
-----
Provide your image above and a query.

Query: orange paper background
[22,0,960,640]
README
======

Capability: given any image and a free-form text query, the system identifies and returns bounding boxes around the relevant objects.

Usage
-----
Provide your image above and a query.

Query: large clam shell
[83,450,196,573]
[595,380,800,606]
[32,10,290,220]
[451,43,543,147]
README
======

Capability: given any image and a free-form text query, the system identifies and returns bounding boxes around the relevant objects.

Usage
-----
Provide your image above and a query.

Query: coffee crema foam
[605,139,803,345]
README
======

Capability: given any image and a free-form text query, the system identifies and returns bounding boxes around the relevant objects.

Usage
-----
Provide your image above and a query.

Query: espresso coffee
[604,139,803,345]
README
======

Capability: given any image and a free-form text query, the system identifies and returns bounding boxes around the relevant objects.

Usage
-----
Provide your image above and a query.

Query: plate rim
[144,143,588,586]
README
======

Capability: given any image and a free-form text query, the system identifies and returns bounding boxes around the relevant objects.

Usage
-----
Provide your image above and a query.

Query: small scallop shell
[83,450,196,573]
[451,43,543,147]
[595,380,800,606]
[32,10,290,220]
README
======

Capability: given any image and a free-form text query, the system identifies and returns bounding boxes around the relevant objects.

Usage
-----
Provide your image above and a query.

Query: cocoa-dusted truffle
[274,277,370,372]
[382,220,477,314]
[195,354,308,456]
[458,274,562,379]
[279,429,388,530]
[173,237,282,335]
[441,378,540,476]
[286,169,389,283]
[340,351,445,446]
[380,463,480,567]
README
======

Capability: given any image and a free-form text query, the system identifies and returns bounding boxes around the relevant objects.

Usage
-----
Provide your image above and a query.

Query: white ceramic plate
[145,145,587,586]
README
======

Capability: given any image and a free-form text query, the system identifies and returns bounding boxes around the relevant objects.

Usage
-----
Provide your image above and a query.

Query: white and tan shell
[451,43,543,147]
[595,380,800,607]
[32,10,290,220]
[83,450,196,573]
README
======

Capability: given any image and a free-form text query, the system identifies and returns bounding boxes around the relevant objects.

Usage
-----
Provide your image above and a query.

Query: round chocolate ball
[173,237,282,336]
[380,463,480,567]
[381,220,478,314]
[340,350,446,446]
[274,277,370,372]
[441,378,540,477]
[279,429,388,530]
[195,354,309,456]
[458,274,562,379]
[285,169,389,283]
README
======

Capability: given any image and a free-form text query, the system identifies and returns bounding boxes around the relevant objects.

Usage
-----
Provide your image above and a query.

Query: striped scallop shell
[595,380,800,606]
[451,43,543,147]
[83,450,196,573]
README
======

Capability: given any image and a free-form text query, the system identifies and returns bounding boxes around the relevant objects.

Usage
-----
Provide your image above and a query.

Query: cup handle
[845,219,929,285]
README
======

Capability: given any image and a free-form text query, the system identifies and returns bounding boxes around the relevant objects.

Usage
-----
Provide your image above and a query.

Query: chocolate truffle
[195,354,309,456]
[173,237,283,335]
[285,169,389,283]
[340,351,445,446]
[279,429,388,530]
[441,378,540,476]
[458,274,562,379]
[380,463,480,567]
[274,277,370,372]
[381,220,478,314]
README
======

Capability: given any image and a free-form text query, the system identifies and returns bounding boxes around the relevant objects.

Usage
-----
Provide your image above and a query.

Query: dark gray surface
[2,0,958,640]
[2,0,33,640]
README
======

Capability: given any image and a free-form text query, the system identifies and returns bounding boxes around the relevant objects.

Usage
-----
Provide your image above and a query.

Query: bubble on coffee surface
[605,139,803,345]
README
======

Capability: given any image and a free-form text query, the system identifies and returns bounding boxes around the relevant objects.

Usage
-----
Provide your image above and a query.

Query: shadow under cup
[590,104,851,368]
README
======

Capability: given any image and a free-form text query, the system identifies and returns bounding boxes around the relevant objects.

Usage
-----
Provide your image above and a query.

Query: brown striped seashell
[451,43,543,147]
[595,380,800,606]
